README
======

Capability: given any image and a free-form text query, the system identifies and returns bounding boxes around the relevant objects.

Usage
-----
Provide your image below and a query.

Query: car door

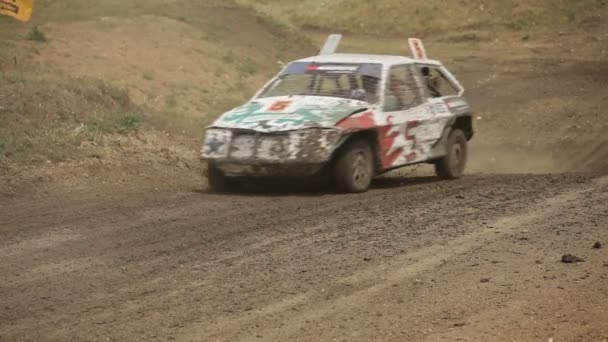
[414,64,470,158]
[377,64,439,169]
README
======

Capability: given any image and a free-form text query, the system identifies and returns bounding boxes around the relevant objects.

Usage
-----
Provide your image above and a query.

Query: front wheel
[435,128,468,179]
[206,163,235,193]
[333,139,375,193]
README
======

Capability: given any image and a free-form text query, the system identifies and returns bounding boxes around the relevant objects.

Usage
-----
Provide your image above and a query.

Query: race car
[201,35,474,193]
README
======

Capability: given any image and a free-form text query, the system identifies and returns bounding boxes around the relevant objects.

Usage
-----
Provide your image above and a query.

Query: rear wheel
[206,163,234,193]
[333,139,374,193]
[435,128,468,179]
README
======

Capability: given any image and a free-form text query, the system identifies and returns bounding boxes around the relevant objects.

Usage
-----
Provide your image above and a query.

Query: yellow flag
[0,0,34,22]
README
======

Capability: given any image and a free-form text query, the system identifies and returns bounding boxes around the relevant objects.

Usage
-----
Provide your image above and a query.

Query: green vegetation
[562,6,577,22]
[113,112,141,134]
[26,26,47,42]
[0,73,142,162]
[222,52,259,76]
[238,58,258,76]
[0,135,33,160]
[83,112,141,141]
[508,14,533,31]
[165,93,178,108]
[222,51,235,64]
[0,111,142,161]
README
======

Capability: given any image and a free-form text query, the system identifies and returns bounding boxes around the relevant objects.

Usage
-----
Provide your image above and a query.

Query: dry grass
[0,73,141,162]
[251,0,607,36]
[0,0,317,164]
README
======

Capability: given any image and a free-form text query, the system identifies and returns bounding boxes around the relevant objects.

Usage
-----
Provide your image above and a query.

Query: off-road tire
[333,139,374,193]
[435,128,468,179]
[207,163,234,193]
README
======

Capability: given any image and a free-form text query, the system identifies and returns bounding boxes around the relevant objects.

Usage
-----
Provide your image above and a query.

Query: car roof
[294,53,442,66]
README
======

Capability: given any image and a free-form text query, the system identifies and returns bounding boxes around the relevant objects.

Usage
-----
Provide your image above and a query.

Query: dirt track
[2,1,608,341]
[1,173,607,341]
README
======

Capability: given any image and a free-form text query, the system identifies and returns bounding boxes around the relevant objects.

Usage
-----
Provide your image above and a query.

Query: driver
[388,75,406,108]
[421,66,441,97]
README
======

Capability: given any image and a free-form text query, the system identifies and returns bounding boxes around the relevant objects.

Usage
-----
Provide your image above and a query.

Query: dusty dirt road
[1,173,607,342]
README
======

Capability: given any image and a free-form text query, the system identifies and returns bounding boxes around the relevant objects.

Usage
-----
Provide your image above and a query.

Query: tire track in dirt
[180,176,608,342]
[0,174,602,341]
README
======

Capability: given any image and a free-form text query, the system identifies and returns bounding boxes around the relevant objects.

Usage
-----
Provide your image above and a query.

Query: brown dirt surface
[1,1,608,341]
[1,174,607,341]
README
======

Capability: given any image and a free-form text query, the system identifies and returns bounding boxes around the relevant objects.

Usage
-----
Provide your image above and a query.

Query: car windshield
[257,62,382,104]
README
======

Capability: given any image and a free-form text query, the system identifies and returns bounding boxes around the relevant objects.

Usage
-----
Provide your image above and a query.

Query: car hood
[210,96,370,132]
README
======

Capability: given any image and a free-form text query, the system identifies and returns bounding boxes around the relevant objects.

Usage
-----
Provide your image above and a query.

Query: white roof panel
[294,53,442,66]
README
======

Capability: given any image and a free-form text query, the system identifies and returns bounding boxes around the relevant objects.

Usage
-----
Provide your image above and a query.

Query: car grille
[229,132,290,161]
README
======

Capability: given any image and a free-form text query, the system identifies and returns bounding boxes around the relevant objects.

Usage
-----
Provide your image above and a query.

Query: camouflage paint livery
[214,96,369,132]
[201,51,473,177]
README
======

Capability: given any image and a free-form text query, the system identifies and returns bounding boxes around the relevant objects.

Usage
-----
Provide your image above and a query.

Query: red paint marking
[336,111,375,130]
[444,98,458,108]
[411,40,425,60]
[379,125,400,168]
[379,120,420,168]
[267,100,292,112]
[406,152,417,163]
[415,44,422,56]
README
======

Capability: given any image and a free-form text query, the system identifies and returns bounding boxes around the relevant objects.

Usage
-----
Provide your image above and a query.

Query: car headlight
[201,128,232,158]
[289,128,342,162]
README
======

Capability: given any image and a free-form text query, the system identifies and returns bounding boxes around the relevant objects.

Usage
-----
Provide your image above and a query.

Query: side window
[383,65,423,112]
[418,66,460,98]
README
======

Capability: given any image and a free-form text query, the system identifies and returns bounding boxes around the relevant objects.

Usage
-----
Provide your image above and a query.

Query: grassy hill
[0,0,315,162]
[0,0,317,195]
[249,0,607,37]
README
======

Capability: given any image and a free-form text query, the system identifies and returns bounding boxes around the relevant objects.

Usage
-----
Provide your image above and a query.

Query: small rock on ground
[561,254,585,263]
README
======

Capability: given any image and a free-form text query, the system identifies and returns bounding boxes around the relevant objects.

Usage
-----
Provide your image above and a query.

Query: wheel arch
[452,114,474,140]
[427,113,474,162]
[332,129,383,174]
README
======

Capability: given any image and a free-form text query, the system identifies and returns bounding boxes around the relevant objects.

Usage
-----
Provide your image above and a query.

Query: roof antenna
[319,34,342,55]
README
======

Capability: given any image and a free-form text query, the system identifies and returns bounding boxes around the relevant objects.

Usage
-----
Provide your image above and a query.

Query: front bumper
[200,128,342,176]
[209,161,325,177]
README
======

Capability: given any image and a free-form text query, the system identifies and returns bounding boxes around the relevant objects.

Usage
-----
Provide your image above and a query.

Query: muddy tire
[207,164,234,193]
[333,139,374,193]
[435,128,468,179]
